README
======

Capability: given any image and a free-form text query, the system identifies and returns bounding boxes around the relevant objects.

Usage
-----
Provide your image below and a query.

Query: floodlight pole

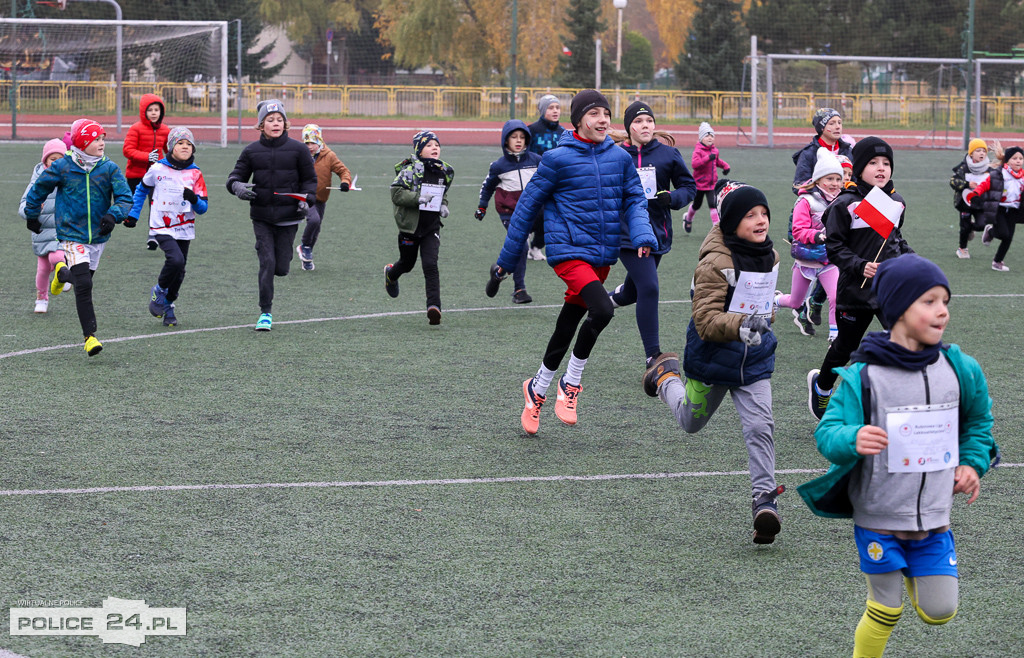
[509,0,518,120]
[962,0,975,150]
[73,0,123,133]
[9,0,17,139]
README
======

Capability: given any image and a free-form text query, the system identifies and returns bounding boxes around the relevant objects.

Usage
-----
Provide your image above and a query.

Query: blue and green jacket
[23,155,132,245]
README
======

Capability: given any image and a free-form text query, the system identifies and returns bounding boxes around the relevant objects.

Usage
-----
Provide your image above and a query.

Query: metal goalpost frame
[0,18,229,147]
[760,53,975,149]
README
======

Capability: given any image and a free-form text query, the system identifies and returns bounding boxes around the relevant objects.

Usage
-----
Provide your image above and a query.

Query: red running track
[3,114,1020,149]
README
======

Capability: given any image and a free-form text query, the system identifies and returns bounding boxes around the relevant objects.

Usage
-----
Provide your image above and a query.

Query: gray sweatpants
[659,376,776,497]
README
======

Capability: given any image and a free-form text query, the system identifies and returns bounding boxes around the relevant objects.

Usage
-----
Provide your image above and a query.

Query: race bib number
[418,183,445,212]
[637,166,657,200]
[154,182,187,212]
[727,269,779,316]
[885,402,959,473]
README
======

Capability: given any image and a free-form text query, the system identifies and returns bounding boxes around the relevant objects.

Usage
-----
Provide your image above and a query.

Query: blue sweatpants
[610,250,662,359]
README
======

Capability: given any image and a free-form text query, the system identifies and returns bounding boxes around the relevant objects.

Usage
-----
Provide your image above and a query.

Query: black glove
[722,167,731,175]
[98,214,116,236]
[474,207,486,221]
[123,216,138,228]
[814,230,826,245]
[231,181,257,201]
[148,149,160,163]
[339,182,349,192]
[739,314,770,346]
[655,191,672,208]
[182,187,198,204]
[26,217,42,234]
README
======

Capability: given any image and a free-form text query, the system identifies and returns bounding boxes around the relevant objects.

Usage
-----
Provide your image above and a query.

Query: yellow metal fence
[2,82,1023,129]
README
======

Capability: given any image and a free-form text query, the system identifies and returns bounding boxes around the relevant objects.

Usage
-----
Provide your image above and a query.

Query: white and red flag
[853,186,904,240]
[561,46,573,56]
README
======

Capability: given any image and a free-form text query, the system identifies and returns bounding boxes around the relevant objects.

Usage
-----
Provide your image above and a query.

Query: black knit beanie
[623,101,654,133]
[716,181,770,235]
[570,89,610,129]
[851,136,895,178]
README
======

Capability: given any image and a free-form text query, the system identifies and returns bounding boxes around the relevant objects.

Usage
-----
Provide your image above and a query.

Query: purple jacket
[691,142,730,191]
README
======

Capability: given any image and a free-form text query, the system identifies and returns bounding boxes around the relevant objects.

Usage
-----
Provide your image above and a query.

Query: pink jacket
[691,142,730,191]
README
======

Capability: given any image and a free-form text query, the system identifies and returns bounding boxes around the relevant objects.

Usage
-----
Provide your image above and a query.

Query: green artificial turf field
[0,140,1021,657]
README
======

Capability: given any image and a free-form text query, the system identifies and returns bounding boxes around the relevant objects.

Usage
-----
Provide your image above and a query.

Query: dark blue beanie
[872,254,950,327]
[413,130,439,157]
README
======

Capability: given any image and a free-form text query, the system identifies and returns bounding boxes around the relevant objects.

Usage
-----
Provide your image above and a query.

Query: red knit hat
[72,120,104,150]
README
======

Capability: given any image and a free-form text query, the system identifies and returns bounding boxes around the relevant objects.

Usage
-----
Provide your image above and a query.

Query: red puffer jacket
[122,93,170,180]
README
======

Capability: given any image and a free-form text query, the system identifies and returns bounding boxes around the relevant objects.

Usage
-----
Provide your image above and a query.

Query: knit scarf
[70,147,101,172]
[723,233,776,273]
[851,331,942,371]
[966,154,991,175]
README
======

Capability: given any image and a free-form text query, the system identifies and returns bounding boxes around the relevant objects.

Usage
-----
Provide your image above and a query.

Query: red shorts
[553,260,610,306]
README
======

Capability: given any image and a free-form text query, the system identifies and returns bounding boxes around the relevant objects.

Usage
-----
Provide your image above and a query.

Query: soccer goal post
[0,18,229,146]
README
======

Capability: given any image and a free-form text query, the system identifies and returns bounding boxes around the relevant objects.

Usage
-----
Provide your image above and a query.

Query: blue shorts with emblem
[854,526,959,577]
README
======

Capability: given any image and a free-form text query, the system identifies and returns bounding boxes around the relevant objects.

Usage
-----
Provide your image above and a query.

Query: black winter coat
[226,132,318,224]
[825,181,913,312]
[619,140,696,254]
[792,137,853,191]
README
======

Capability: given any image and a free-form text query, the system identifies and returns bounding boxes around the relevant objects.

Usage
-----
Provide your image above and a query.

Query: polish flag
[562,46,572,56]
[854,186,904,240]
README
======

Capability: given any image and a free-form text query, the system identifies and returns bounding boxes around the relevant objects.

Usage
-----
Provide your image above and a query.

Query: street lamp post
[613,0,626,74]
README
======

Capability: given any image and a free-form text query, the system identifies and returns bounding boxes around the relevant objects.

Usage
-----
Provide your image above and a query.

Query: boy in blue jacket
[642,181,782,544]
[477,119,542,304]
[798,254,998,658]
[23,119,132,356]
[491,89,657,435]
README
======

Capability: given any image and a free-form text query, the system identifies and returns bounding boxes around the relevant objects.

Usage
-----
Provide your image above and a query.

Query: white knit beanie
[811,146,843,182]
[698,122,714,141]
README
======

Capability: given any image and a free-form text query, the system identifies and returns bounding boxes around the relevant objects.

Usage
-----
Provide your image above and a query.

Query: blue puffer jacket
[23,155,132,245]
[18,162,59,257]
[619,139,696,254]
[497,131,656,272]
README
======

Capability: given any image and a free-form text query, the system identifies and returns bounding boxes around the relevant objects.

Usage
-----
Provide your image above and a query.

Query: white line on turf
[0,465,1019,498]
[1,293,1019,361]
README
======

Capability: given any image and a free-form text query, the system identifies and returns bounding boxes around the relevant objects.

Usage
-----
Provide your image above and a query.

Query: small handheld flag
[854,186,903,239]
[273,192,309,201]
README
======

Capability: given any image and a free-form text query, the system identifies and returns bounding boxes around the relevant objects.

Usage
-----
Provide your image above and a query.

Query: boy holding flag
[808,137,912,419]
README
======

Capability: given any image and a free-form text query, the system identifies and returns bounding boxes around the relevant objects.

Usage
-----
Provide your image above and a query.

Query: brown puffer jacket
[312,145,352,203]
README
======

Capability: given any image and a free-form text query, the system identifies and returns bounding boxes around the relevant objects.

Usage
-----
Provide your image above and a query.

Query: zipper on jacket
[915,369,933,531]
[591,144,606,248]
[86,169,92,243]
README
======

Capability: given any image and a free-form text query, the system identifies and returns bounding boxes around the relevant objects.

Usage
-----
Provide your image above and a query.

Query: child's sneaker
[163,303,177,327]
[384,264,399,298]
[297,244,314,271]
[527,246,546,261]
[642,352,680,397]
[427,305,441,325]
[512,289,532,304]
[147,238,159,251]
[84,335,103,356]
[149,285,168,317]
[485,264,505,298]
[792,308,815,337]
[608,283,624,309]
[992,260,1010,272]
[752,486,785,545]
[554,376,581,425]
[50,261,68,296]
[34,298,48,314]
[521,378,546,435]
[806,298,823,326]
[956,247,970,259]
[807,369,831,420]
[255,313,272,331]
[982,224,994,246]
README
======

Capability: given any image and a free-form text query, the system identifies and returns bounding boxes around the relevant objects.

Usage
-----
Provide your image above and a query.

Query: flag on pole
[853,186,904,240]
[561,46,573,56]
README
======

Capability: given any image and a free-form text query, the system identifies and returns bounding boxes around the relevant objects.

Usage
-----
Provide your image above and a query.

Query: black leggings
[390,230,441,308]
[691,189,716,211]
[541,281,615,370]
[69,263,97,337]
[155,235,191,303]
[817,308,883,390]
[993,207,1017,263]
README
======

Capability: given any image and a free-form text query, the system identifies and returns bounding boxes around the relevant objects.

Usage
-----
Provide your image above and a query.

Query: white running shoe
[34,298,48,313]
[956,248,970,259]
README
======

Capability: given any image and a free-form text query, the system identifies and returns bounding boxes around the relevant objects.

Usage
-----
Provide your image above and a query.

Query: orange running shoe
[554,376,581,425]
[521,378,546,435]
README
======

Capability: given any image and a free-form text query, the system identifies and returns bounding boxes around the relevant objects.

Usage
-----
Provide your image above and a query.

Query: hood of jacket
[138,93,165,127]
[501,119,532,158]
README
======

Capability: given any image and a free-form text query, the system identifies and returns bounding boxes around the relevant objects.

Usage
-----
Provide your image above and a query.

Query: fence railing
[1,82,1023,129]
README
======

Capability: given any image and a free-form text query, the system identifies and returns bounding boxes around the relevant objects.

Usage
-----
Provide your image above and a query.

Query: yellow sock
[853,599,902,658]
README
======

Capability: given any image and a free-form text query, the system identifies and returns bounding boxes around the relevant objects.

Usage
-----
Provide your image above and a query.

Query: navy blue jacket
[497,131,657,271]
[528,118,567,155]
[619,140,696,254]
[478,120,543,216]
[792,137,853,191]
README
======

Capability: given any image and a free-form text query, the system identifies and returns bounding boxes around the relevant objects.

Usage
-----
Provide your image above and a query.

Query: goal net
[0,18,229,146]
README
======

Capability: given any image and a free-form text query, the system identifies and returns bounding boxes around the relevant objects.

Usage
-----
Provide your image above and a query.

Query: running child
[297,123,352,272]
[477,119,542,304]
[23,120,133,355]
[642,181,783,544]
[18,139,69,314]
[384,130,455,325]
[798,253,998,658]
[123,93,170,250]
[684,122,730,232]
[610,101,696,366]
[128,127,209,327]
[967,144,1024,272]
[775,147,843,343]
[526,94,568,261]
[226,99,317,331]
[950,138,993,260]
[808,137,913,420]
[491,89,657,435]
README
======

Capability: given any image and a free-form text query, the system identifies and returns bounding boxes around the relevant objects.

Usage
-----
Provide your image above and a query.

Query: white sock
[533,364,557,397]
[564,355,587,386]
[815,381,833,396]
